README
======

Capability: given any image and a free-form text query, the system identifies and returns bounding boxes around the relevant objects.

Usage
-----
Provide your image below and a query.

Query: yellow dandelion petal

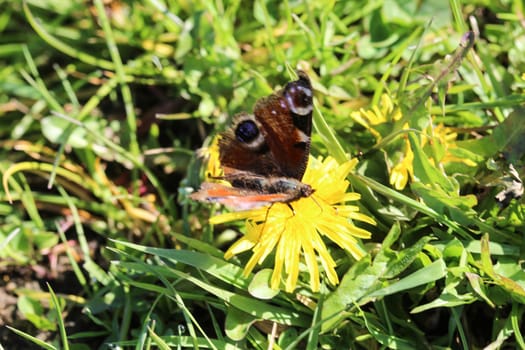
[224,220,261,259]
[317,221,359,252]
[210,210,258,225]
[365,108,383,125]
[314,243,338,286]
[203,137,224,180]
[306,229,337,273]
[282,231,301,291]
[350,94,399,135]
[301,229,321,290]
[252,221,282,265]
[380,94,393,115]
[243,253,260,277]
[390,139,414,190]
[335,158,358,178]
[390,165,409,190]
[340,193,361,202]
[241,220,282,276]
[271,250,284,290]
[350,110,370,128]
[347,211,378,226]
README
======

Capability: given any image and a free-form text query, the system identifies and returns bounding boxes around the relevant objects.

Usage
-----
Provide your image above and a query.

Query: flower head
[351,94,413,189]
[350,94,476,190]
[390,137,414,190]
[350,93,402,141]
[426,124,477,167]
[210,156,375,292]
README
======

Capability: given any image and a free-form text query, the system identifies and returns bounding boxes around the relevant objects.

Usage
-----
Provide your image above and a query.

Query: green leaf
[321,223,436,331]
[370,259,447,298]
[48,283,69,350]
[479,234,525,303]
[383,236,433,279]
[40,116,88,148]
[249,269,280,300]
[465,272,495,308]
[17,296,56,331]
[358,311,418,348]
[148,326,172,350]
[112,240,249,289]
[409,132,455,193]
[33,231,59,250]
[458,108,525,161]
[225,307,256,341]
[175,20,194,60]
[410,288,476,313]
[411,182,477,226]
[5,325,57,350]
[113,241,310,328]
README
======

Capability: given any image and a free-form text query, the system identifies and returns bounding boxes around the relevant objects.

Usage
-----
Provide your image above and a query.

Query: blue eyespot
[235,120,259,143]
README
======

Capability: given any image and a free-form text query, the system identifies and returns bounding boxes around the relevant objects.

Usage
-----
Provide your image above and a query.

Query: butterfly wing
[219,71,313,180]
[254,70,313,179]
[218,112,282,177]
[190,182,292,210]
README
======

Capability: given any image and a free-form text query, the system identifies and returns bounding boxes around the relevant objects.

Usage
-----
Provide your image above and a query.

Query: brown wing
[254,71,313,179]
[218,112,281,176]
[218,71,313,180]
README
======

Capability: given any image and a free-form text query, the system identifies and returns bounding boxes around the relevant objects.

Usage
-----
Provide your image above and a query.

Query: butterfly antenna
[311,194,324,216]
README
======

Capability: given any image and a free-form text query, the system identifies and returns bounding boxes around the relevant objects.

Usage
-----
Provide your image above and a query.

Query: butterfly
[191,71,314,210]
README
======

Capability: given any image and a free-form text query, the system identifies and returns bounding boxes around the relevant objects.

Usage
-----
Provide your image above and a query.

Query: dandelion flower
[390,137,414,190]
[210,156,375,292]
[351,94,415,189]
[427,124,477,167]
[350,93,402,141]
[350,94,478,191]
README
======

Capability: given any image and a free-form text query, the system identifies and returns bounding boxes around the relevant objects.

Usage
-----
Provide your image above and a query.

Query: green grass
[1,0,524,349]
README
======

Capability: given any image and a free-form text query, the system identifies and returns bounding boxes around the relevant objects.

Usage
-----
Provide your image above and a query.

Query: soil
[0,242,98,349]
[0,265,54,348]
